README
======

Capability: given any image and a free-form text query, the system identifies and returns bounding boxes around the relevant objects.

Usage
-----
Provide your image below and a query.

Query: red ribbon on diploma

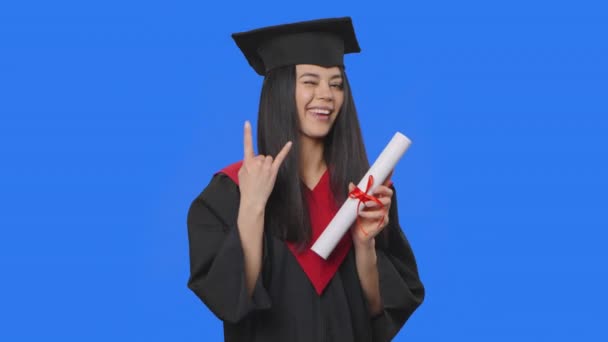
[348,175,388,236]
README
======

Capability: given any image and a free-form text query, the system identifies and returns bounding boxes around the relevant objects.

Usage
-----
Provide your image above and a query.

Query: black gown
[187,172,425,342]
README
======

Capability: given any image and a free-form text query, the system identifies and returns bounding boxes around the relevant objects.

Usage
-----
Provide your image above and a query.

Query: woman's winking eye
[301,79,343,90]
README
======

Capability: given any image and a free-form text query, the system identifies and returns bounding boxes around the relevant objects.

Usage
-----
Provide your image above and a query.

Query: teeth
[310,109,331,115]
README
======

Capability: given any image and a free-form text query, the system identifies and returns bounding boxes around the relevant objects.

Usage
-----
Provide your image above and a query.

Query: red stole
[218,161,352,295]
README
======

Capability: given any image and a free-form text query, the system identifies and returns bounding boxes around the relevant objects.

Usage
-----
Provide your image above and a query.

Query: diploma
[311,132,412,259]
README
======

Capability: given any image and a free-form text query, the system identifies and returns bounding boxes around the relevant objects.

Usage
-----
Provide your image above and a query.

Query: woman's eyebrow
[299,73,319,79]
[298,73,343,80]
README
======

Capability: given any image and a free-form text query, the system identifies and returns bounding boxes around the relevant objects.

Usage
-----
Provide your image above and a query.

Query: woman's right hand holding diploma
[349,175,394,316]
[238,120,292,211]
[348,175,394,246]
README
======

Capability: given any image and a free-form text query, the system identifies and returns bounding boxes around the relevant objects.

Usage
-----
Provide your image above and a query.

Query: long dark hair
[257,65,370,246]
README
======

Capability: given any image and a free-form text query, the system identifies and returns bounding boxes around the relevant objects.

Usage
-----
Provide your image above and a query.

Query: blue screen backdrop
[1,0,607,340]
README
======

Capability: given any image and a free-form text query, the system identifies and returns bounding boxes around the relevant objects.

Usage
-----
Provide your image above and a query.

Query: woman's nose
[315,82,333,101]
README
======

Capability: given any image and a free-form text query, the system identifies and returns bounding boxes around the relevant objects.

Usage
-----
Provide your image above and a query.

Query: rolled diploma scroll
[311,132,412,259]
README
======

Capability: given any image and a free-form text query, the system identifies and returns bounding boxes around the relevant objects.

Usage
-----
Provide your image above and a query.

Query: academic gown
[187,165,425,342]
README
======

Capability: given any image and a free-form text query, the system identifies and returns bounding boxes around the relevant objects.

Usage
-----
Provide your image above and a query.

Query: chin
[301,130,331,140]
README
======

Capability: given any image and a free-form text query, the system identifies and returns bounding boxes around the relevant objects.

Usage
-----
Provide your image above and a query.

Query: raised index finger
[271,141,293,172]
[243,121,255,160]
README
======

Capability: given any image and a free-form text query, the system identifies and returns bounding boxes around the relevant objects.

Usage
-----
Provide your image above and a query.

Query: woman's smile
[307,106,334,122]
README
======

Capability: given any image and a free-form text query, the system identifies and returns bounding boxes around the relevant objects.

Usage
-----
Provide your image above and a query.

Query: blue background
[1,0,607,340]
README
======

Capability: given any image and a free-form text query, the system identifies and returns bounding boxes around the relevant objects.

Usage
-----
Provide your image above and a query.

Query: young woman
[187,17,424,342]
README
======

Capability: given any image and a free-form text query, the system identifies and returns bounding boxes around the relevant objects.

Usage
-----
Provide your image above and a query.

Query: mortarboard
[232,17,361,76]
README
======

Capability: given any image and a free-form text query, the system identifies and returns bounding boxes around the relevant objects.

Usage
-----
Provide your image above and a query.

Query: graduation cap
[232,17,361,76]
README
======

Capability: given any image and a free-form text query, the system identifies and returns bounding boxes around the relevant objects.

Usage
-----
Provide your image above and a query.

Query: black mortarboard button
[232,17,361,76]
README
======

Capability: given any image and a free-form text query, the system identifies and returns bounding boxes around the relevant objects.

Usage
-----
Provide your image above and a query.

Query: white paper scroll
[311,132,412,259]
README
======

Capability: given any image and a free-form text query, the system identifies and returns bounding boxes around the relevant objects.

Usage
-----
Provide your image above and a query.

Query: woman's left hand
[349,179,393,248]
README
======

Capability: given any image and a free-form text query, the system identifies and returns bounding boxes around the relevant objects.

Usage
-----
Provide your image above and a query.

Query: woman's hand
[349,177,393,248]
[238,121,292,211]
[349,176,393,315]
[237,121,290,296]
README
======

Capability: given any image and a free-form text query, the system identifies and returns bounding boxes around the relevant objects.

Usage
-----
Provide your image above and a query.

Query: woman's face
[295,64,345,140]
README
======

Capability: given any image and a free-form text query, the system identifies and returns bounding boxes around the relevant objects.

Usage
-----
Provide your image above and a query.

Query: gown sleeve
[186,174,272,323]
[371,186,425,341]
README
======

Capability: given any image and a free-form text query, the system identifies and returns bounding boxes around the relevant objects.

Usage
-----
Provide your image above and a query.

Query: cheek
[334,92,345,111]
[296,88,313,112]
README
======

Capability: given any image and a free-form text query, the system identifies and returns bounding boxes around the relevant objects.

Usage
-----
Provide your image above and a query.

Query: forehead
[296,64,342,77]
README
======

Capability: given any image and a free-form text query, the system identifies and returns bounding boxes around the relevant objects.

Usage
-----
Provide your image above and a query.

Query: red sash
[218,161,352,295]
